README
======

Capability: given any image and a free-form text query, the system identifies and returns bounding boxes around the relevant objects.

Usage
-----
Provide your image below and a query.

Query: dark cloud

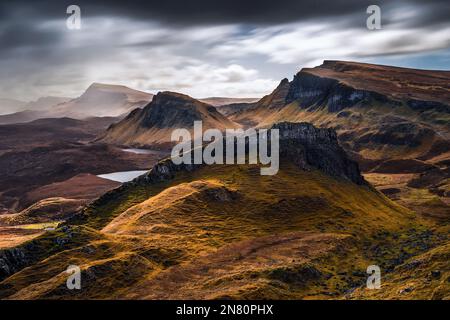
[0,0,448,53]
[0,0,448,101]
[0,0,448,26]
[0,22,62,54]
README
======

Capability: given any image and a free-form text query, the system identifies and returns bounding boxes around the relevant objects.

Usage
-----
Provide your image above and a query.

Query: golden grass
[2,162,439,300]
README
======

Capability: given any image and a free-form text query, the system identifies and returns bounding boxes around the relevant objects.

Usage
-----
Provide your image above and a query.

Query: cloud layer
[0,0,449,101]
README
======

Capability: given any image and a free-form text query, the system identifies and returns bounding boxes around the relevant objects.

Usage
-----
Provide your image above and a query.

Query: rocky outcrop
[407,99,450,114]
[285,71,395,112]
[273,122,365,184]
[111,122,364,188]
[140,92,221,128]
[0,248,29,281]
[99,91,240,148]
[284,60,450,113]
[132,122,364,184]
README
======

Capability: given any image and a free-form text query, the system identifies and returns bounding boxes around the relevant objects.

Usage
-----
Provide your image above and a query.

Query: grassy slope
[349,239,450,300]
[1,161,445,299]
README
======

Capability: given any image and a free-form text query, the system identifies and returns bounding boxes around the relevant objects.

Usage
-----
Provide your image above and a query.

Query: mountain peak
[85,82,133,94]
[153,91,202,105]
[100,90,240,148]
[286,60,450,111]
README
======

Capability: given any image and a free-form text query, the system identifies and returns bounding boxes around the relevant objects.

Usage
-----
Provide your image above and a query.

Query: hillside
[99,91,241,149]
[230,61,450,222]
[0,122,444,300]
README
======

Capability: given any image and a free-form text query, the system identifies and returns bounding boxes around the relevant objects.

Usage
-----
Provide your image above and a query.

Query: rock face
[0,248,29,281]
[233,60,450,116]
[273,122,364,184]
[99,91,240,148]
[286,60,450,112]
[285,71,392,112]
[140,92,233,129]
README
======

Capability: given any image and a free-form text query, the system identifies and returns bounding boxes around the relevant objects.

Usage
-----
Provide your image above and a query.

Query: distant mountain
[99,91,240,149]
[52,83,153,118]
[0,98,27,115]
[212,102,254,116]
[0,110,42,125]
[199,97,259,106]
[0,97,72,124]
[25,96,71,111]
[0,84,151,123]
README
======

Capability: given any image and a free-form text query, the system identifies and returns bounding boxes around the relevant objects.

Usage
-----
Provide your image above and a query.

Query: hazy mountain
[52,83,153,119]
[99,91,241,149]
[199,97,259,106]
[25,96,71,111]
[0,97,72,124]
[0,84,151,124]
[0,98,27,115]
[0,110,42,125]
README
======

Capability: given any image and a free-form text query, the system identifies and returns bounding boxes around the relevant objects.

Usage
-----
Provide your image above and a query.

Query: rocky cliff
[273,122,364,184]
[286,60,450,113]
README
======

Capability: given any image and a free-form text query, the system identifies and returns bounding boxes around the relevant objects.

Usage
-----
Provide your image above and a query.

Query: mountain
[199,97,259,106]
[199,97,261,117]
[0,98,27,115]
[0,97,71,124]
[99,91,241,149]
[25,96,71,111]
[51,83,153,119]
[229,61,450,221]
[2,122,441,299]
[0,110,42,125]
[0,84,151,123]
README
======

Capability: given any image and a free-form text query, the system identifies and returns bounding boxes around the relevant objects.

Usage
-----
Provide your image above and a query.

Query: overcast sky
[0,0,449,101]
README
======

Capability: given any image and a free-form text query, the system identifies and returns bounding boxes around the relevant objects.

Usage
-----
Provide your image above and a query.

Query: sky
[0,0,449,101]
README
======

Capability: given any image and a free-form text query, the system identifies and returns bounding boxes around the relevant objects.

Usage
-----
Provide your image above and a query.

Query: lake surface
[122,148,166,155]
[97,170,148,183]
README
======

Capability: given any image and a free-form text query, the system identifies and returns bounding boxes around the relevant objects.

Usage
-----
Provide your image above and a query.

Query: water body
[122,148,166,155]
[97,170,148,183]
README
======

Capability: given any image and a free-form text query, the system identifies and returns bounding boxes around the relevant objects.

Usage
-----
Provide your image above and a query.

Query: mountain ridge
[99,91,241,148]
